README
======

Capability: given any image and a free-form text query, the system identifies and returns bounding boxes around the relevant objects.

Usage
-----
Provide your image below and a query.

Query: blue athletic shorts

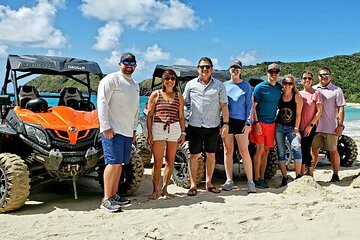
[101,133,133,165]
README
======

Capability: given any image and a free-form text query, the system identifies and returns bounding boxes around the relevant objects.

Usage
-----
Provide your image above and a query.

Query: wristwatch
[309,123,314,127]
[223,122,229,125]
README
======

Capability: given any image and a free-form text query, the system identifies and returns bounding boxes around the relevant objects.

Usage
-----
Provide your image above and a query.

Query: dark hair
[302,70,313,78]
[162,69,178,92]
[318,67,331,74]
[197,57,213,67]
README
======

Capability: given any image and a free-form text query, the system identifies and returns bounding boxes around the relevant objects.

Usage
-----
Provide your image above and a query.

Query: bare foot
[148,192,159,200]
[160,190,174,199]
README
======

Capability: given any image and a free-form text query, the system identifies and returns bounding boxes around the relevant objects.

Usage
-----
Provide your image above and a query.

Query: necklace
[162,91,175,103]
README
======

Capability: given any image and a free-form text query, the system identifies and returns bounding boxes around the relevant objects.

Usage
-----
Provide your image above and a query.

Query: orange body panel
[14,106,99,145]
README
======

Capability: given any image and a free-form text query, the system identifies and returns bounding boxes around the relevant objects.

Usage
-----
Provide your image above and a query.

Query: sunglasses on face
[319,73,331,78]
[302,77,313,80]
[122,60,136,66]
[198,65,212,70]
[230,66,241,70]
[163,77,176,81]
[268,70,280,74]
[282,81,294,86]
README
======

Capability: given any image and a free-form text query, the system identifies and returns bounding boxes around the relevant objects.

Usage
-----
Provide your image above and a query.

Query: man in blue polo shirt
[250,63,282,188]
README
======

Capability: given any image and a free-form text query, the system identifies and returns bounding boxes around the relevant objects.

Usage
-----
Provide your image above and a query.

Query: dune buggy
[0,54,143,213]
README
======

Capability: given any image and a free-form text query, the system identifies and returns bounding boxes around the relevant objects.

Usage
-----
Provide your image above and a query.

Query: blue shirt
[183,77,228,128]
[253,80,282,124]
[224,80,252,124]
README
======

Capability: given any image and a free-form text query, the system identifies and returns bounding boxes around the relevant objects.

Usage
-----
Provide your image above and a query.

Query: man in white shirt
[97,52,139,212]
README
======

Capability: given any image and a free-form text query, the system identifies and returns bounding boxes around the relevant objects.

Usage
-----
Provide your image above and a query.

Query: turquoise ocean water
[45,95,360,137]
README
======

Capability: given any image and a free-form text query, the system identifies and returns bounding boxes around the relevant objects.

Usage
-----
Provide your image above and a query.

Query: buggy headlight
[24,124,49,146]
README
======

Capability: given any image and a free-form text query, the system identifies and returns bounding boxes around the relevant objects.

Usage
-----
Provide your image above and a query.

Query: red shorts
[249,122,276,148]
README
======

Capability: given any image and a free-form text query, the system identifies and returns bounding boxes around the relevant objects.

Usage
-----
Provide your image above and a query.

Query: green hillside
[28,52,360,102]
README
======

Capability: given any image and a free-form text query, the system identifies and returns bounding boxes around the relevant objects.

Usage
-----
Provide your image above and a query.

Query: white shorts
[152,122,181,142]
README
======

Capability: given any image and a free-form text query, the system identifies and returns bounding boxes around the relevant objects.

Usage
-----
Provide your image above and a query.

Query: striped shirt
[154,90,180,124]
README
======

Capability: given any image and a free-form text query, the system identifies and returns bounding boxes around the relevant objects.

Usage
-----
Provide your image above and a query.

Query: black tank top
[276,93,296,126]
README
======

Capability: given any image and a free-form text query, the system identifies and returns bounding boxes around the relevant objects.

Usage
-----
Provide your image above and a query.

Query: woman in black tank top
[275,74,303,187]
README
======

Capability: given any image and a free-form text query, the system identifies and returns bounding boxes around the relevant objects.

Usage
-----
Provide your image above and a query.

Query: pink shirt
[299,90,322,131]
[313,82,346,133]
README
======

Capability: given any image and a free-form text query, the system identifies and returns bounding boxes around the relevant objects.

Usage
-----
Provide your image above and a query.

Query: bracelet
[181,132,186,135]
[223,122,229,125]
[253,121,259,124]
[294,127,299,130]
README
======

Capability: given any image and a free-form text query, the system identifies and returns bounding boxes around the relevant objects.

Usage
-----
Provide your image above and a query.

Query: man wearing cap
[250,63,282,188]
[311,67,345,182]
[97,52,139,212]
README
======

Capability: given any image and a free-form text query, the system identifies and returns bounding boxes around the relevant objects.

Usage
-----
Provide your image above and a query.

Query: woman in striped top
[147,69,186,199]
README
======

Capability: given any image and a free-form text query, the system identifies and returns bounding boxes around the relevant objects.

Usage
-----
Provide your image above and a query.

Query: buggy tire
[265,148,278,179]
[284,140,295,171]
[136,133,152,166]
[0,153,30,213]
[249,143,278,180]
[172,142,204,189]
[118,145,144,196]
[338,135,358,167]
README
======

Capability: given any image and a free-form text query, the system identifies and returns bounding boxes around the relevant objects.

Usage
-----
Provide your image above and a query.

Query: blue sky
[1,0,360,82]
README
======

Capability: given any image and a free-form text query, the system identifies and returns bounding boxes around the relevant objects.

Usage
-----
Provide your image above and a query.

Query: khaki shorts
[311,133,338,151]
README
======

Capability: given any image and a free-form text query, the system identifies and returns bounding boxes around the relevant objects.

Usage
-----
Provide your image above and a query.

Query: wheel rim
[173,150,188,181]
[0,166,6,203]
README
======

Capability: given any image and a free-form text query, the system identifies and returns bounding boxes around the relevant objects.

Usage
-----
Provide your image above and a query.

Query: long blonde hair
[282,74,298,94]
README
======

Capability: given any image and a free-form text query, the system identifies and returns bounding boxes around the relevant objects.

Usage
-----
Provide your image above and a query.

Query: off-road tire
[96,145,144,196]
[337,135,358,167]
[284,140,295,171]
[136,133,152,166]
[249,143,279,180]
[172,142,204,188]
[0,153,30,213]
[118,146,144,196]
[265,148,279,179]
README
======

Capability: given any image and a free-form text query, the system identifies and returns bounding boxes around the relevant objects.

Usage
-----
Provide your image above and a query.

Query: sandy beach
[2,140,360,240]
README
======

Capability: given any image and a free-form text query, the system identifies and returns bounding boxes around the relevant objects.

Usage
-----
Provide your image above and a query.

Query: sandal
[187,187,197,196]
[207,186,221,194]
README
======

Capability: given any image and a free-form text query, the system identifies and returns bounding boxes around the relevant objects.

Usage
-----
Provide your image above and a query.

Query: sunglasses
[268,70,280,74]
[122,60,136,66]
[302,77,313,80]
[282,81,294,86]
[230,66,241,70]
[163,77,176,81]
[198,65,212,70]
[319,73,331,78]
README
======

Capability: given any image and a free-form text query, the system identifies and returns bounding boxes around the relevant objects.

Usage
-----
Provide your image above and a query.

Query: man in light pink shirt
[312,67,346,182]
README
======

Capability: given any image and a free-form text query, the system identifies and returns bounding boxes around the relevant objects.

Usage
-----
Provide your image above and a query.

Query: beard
[123,67,135,75]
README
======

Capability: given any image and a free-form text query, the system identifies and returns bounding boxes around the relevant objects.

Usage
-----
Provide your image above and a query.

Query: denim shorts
[101,133,132,165]
[152,122,181,142]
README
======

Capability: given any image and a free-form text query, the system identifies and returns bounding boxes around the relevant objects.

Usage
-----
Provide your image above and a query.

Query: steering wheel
[70,100,96,111]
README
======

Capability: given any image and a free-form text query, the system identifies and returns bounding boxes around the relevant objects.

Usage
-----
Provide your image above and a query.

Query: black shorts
[228,118,246,135]
[187,125,220,154]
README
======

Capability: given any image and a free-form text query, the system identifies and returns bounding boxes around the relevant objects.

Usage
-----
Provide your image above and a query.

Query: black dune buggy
[136,65,279,188]
[0,54,143,213]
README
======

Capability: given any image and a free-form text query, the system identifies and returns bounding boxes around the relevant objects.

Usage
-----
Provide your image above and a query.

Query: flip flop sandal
[187,187,197,196]
[207,186,221,194]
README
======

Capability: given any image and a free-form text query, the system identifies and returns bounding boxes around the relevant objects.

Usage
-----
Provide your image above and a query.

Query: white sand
[2,141,360,240]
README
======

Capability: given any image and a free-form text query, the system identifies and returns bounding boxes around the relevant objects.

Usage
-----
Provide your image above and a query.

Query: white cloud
[174,57,192,65]
[80,0,199,31]
[46,49,62,56]
[105,50,121,68]
[0,0,67,48]
[143,44,170,62]
[93,22,123,51]
[0,45,8,58]
[211,58,221,70]
[233,51,258,65]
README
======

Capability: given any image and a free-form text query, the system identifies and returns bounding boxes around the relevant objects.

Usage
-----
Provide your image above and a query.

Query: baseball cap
[120,52,136,62]
[268,63,280,71]
[230,59,242,68]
